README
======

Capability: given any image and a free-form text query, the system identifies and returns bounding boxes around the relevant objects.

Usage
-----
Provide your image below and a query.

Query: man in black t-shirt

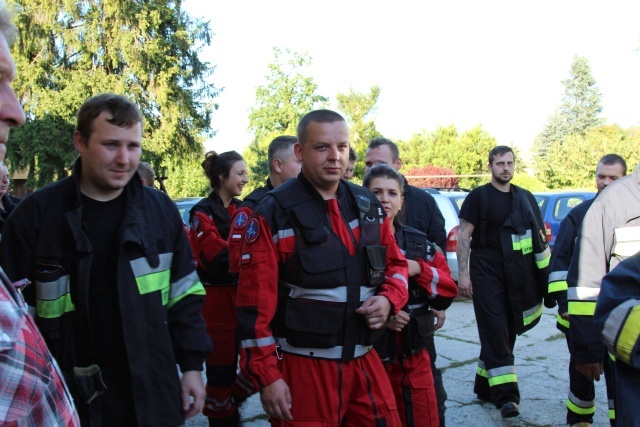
[457,146,550,419]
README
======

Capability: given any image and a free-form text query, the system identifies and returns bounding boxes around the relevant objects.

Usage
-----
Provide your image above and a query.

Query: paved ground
[186,298,609,426]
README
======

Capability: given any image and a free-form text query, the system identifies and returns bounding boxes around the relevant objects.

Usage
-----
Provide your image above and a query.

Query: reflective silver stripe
[477,360,486,369]
[281,282,376,303]
[511,229,533,243]
[612,226,640,258]
[35,276,71,300]
[568,390,595,408]
[408,303,426,310]
[240,336,276,349]
[567,286,600,301]
[523,301,543,320]
[601,299,638,350]
[170,271,200,299]
[274,228,295,244]
[487,365,516,378]
[549,270,568,282]
[392,273,408,286]
[535,247,551,261]
[277,338,372,360]
[130,253,172,278]
[348,218,359,230]
[429,267,439,296]
[608,399,615,410]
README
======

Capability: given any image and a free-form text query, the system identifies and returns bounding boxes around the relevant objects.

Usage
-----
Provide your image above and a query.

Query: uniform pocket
[284,299,343,348]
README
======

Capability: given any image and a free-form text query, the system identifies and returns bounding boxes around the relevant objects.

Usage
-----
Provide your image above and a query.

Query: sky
[182,0,640,160]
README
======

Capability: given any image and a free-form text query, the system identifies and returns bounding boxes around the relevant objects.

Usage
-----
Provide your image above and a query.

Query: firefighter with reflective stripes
[457,146,550,419]
[236,110,409,426]
[364,165,458,427]
[0,94,211,426]
[567,162,640,426]
[548,154,626,427]
[189,150,251,426]
[594,252,640,427]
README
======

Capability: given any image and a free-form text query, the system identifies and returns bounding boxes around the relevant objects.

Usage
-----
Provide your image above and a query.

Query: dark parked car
[533,191,596,250]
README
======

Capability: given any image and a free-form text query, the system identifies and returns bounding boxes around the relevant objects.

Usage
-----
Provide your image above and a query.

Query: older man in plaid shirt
[0,6,79,425]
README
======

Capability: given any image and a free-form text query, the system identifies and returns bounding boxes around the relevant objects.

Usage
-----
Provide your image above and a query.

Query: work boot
[570,423,592,427]
[500,402,520,418]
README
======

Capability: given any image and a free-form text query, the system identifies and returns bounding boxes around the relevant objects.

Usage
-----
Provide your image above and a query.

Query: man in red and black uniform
[228,135,301,274]
[236,110,409,426]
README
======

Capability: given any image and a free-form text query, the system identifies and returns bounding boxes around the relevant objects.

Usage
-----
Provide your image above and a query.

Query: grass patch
[545,332,565,342]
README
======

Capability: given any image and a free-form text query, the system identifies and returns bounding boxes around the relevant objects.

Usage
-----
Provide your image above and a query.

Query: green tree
[6,0,216,192]
[542,125,638,189]
[560,56,603,135]
[243,47,327,194]
[336,86,381,181]
[535,56,604,186]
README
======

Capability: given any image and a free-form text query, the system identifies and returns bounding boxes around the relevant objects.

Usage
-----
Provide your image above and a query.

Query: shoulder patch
[245,218,261,244]
[539,228,547,244]
[234,211,249,229]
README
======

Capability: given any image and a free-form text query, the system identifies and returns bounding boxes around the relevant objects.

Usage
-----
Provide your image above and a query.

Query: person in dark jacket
[594,252,640,427]
[548,154,626,427]
[364,164,458,427]
[189,150,249,427]
[0,160,20,233]
[228,136,300,275]
[457,146,550,419]
[365,137,450,425]
[0,93,211,427]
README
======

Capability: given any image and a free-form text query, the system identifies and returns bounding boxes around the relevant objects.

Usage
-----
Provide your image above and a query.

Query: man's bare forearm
[457,219,472,276]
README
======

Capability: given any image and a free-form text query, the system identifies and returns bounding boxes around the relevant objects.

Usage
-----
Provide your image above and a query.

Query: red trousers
[202,286,246,420]
[384,349,439,427]
[271,351,401,427]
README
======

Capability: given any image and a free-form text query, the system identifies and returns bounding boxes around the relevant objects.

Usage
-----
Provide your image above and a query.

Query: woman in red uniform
[364,165,458,427]
[189,151,248,427]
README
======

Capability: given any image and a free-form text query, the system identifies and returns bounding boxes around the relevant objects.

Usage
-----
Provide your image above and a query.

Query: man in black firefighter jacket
[548,153,626,427]
[365,137,449,426]
[0,94,211,426]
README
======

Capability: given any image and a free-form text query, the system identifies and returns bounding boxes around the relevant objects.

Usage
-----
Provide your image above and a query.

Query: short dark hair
[367,137,400,162]
[297,109,346,145]
[268,135,297,173]
[349,147,358,162]
[0,7,18,46]
[488,145,515,165]
[202,150,244,191]
[137,161,155,187]
[76,94,143,144]
[598,153,627,175]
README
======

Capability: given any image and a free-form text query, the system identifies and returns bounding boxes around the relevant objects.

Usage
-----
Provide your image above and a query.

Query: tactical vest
[270,179,387,361]
[376,226,436,361]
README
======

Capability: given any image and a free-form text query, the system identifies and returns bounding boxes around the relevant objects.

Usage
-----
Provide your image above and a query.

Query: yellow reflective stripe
[476,366,488,378]
[568,300,596,316]
[136,270,171,294]
[488,373,517,386]
[557,314,569,329]
[512,231,533,254]
[566,399,595,415]
[609,409,615,420]
[523,302,542,326]
[535,248,551,268]
[548,280,568,293]
[615,305,640,364]
[167,281,205,309]
[37,294,75,319]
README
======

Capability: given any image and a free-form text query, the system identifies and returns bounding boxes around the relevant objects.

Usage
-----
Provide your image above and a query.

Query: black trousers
[470,251,519,408]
